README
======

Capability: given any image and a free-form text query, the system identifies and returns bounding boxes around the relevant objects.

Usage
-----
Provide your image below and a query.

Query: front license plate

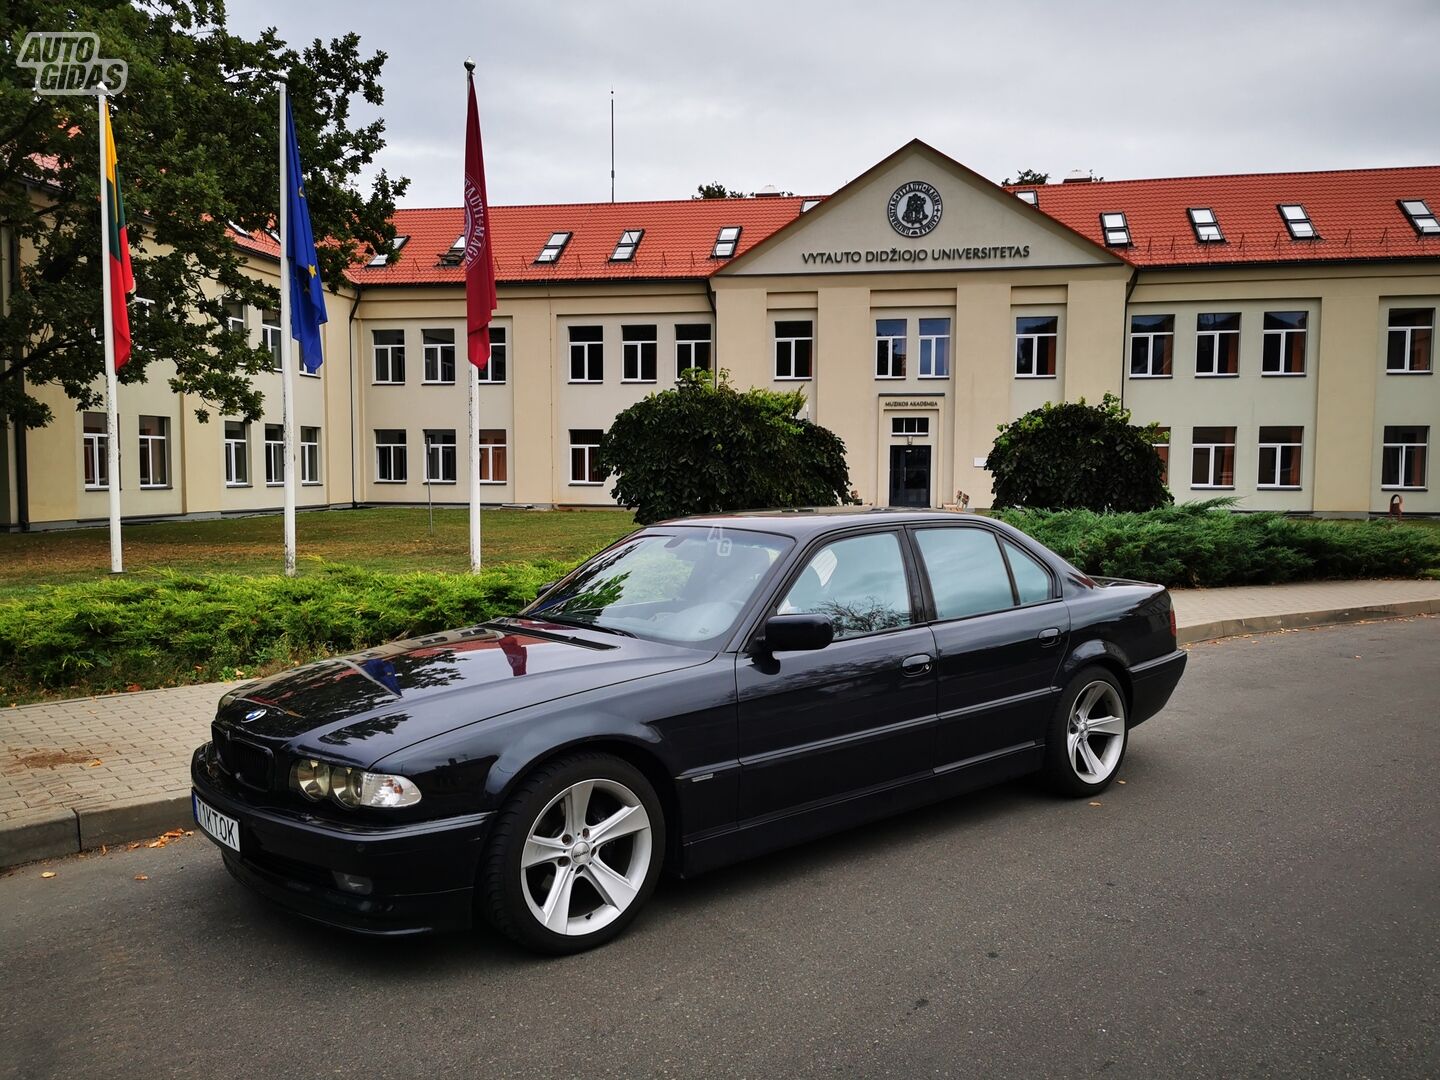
[193,793,241,853]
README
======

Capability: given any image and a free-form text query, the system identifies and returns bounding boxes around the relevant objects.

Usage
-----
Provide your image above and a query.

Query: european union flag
[285,98,327,373]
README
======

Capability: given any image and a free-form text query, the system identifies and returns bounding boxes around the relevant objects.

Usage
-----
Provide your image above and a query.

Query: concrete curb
[1177,598,1440,645]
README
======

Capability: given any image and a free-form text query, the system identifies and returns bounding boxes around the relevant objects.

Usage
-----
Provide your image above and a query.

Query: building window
[1016,190,1038,206]
[479,429,508,483]
[774,320,813,379]
[224,301,246,336]
[424,429,456,484]
[1279,204,1317,240]
[1196,312,1240,376]
[801,198,822,213]
[570,429,605,485]
[1399,199,1440,236]
[138,416,169,489]
[264,423,285,486]
[301,426,320,485]
[375,429,407,483]
[262,308,281,370]
[1130,315,1175,377]
[367,234,408,267]
[1262,311,1307,375]
[481,326,508,383]
[224,421,250,487]
[1015,316,1058,378]
[918,318,951,378]
[422,328,456,384]
[712,226,742,258]
[622,324,658,382]
[675,324,712,377]
[373,329,405,384]
[1188,208,1224,243]
[535,231,572,264]
[1382,426,1429,489]
[610,229,643,262]
[891,417,929,436]
[1258,426,1303,488]
[1387,309,1433,374]
[83,412,108,490]
[569,325,604,382]
[1191,426,1236,489]
[1153,426,1171,486]
[875,318,907,379]
[1100,212,1130,246]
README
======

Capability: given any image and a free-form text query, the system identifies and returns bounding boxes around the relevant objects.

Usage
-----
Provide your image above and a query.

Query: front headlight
[289,760,422,809]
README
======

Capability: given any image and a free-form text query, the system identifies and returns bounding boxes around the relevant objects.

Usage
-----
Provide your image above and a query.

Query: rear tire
[480,752,665,954]
[1042,668,1128,797]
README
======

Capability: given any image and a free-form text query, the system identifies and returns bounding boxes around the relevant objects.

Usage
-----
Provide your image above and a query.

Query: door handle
[901,653,933,676]
[1037,627,1061,647]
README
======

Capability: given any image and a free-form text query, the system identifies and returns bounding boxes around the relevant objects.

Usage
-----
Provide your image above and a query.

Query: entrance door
[889,445,932,507]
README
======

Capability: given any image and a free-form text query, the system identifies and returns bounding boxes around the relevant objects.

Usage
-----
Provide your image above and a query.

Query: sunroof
[535,231,572,264]
[1278,204,1317,240]
[1399,199,1440,236]
[1100,211,1130,246]
[610,229,643,262]
[1188,207,1224,243]
[712,225,742,258]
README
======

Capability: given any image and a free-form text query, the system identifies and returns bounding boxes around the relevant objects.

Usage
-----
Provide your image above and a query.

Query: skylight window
[801,199,821,213]
[1100,212,1131,246]
[227,220,251,237]
[610,229,643,262]
[1278,204,1316,239]
[368,234,409,267]
[1016,190,1038,206]
[712,226,742,258]
[1399,199,1440,236]
[1188,208,1224,243]
[535,231,572,264]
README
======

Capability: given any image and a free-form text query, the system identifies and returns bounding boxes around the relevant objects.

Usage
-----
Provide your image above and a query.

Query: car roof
[651,507,1000,537]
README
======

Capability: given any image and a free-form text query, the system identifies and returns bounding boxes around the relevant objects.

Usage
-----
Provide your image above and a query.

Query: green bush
[0,560,575,698]
[993,502,1440,588]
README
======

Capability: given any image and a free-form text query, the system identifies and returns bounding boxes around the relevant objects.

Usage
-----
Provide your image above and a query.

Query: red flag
[463,67,497,371]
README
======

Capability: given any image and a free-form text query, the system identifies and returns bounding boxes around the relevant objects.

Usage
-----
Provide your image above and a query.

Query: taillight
[1168,606,1177,641]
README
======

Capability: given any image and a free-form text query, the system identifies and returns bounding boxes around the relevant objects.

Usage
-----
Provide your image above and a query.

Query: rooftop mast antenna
[609,87,615,202]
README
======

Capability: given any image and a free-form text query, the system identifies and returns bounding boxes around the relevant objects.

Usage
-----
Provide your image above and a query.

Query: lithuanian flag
[102,99,134,368]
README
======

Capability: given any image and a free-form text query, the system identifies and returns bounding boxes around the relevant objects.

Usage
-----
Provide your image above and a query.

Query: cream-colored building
[3,140,1437,527]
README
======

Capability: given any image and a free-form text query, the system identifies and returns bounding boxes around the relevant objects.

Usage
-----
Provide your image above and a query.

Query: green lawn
[0,507,638,599]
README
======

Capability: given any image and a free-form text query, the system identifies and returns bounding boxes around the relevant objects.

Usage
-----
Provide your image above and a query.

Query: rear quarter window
[1003,539,1054,604]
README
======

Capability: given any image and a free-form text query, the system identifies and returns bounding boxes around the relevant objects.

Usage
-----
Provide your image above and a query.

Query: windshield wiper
[532,613,636,638]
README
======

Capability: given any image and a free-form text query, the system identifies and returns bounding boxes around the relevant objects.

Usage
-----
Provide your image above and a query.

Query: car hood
[215,619,710,764]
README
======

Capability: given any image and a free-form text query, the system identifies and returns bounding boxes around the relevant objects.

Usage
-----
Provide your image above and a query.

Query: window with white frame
[424,429,456,484]
[570,429,605,484]
[264,423,285,486]
[1387,309,1433,374]
[1016,190,1038,206]
[1188,208,1224,243]
[535,232,572,263]
[891,416,929,436]
[300,426,320,485]
[375,429,407,483]
[622,324,658,382]
[1399,199,1440,236]
[1382,426,1429,489]
[675,324,712,377]
[610,229,643,262]
[262,308,281,370]
[367,234,408,267]
[1262,311,1307,375]
[224,300,246,336]
[1191,426,1236,489]
[1100,212,1131,246]
[480,326,508,383]
[83,412,108,490]
[1258,426,1303,488]
[1279,204,1317,239]
[138,416,169,489]
[712,226,742,258]
[918,318,951,378]
[774,320,813,379]
[875,319,907,379]
[1130,314,1175,377]
[1016,316,1058,377]
[1153,426,1171,486]
[479,429,507,483]
[422,328,456,384]
[373,329,405,383]
[569,325,604,382]
[1196,312,1240,376]
[224,421,250,487]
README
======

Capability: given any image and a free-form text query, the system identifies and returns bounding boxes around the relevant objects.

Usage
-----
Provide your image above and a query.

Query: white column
[278,79,297,577]
[99,90,122,574]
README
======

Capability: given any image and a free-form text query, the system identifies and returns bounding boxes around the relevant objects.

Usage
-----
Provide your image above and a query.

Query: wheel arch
[1061,642,1134,716]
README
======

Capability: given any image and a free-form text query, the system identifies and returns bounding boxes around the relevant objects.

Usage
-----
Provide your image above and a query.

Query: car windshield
[522,526,792,646]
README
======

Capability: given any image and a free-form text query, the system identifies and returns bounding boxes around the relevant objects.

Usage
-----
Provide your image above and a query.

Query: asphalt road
[2,618,1437,1080]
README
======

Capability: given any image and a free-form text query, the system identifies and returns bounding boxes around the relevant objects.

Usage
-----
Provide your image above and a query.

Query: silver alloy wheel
[520,778,653,936]
[1066,681,1126,784]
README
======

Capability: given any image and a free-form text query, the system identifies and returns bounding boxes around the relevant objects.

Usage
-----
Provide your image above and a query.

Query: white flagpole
[99,90,122,574]
[469,359,481,571]
[278,79,297,577]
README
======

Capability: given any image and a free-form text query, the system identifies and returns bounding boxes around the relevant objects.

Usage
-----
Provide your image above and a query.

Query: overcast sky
[226,0,1440,208]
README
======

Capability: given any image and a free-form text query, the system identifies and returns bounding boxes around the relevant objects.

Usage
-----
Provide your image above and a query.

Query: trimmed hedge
[993,503,1440,588]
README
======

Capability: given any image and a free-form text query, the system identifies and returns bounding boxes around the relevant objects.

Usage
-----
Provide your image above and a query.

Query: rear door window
[913,528,1016,621]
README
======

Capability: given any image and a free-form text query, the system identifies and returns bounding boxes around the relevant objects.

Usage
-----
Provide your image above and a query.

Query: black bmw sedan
[192,509,1186,953]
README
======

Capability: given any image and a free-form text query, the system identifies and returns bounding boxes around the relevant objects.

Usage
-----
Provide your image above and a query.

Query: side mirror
[761,614,833,653]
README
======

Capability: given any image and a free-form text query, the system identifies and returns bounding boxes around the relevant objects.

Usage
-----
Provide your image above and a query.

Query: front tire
[480,753,665,954]
[1042,668,1128,796]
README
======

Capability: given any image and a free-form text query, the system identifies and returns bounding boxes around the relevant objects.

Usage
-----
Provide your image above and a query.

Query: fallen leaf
[125,683,142,693]
[133,874,148,882]
[86,759,103,768]
[1117,780,1127,785]
[100,844,108,855]
[40,871,56,879]
[1088,801,1102,807]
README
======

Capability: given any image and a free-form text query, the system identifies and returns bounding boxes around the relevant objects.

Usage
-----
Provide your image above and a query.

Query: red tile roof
[1008,166,1440,268]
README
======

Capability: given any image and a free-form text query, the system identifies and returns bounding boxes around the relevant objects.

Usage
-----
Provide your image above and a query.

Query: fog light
[332,871,373,895]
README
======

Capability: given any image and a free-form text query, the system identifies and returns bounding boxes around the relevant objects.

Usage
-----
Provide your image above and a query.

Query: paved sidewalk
[3,578,1439,867]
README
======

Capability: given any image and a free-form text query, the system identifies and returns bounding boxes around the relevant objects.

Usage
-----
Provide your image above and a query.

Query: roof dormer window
[1188,207,1224,243]
[1100,212,1130,246]
[535,231,572,264]
[1399,199,1440,236]
[610,229,643,262]
[1278,204,1317,240]
[1016,190,1038,206]
[712,226,742,258]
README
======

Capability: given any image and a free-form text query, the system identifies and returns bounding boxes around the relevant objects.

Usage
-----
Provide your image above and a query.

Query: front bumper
[1127,648,1188,728]
[191,745,492,935]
